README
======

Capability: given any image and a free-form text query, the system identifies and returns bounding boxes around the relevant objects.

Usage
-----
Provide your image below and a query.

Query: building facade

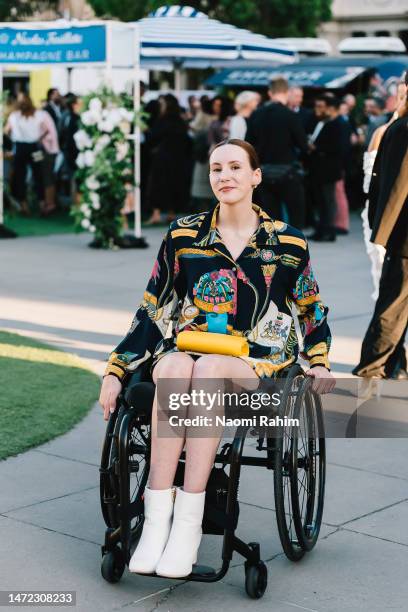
[320,0,408,51]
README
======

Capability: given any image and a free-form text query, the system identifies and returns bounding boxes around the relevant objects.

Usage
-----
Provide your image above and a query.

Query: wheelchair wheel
[100,410,119,528]
[245,561,268,599]
[291,378,326,552]
[101,546,125,583]
[125,411,150,540]
[108,406,150,537]
[273,366,306,561]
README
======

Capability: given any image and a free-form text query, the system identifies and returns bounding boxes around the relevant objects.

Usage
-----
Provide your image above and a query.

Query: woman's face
[248,96,260,113]
[212,98,222,116]
[209,144,261,205]
[158,96,166,115]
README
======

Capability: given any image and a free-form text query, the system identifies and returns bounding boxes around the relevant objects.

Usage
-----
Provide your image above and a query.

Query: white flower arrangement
[97,118,115,133]
[89,97,103,114]
[115,141,129,162]
[85,175,100,191]
[74,129,92,151]
[81,110,99,126]
[72,86,143,248]
[94,135,110,154]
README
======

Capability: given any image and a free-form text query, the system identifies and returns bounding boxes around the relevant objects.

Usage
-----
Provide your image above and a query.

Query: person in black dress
[145,94,192,225]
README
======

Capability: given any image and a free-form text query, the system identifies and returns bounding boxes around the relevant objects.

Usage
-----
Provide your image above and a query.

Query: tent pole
[105,21,113,87]
[133,23,142,240]
[0,64,17,239]
[175,64,182,94]
[120,23,147,248]
[0,65,3,227]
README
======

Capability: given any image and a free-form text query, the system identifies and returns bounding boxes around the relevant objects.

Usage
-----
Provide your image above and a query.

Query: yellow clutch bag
[176,330,249,357]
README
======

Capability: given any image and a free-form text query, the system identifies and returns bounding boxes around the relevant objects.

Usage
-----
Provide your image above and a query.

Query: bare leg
[183,355,259,493]
[149,352,195,489]
[20,199,31,216]
[145,208,162,225]
[42,185,56,213]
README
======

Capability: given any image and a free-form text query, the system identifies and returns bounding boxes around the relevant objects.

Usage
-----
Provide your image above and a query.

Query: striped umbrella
[135,5,297,86]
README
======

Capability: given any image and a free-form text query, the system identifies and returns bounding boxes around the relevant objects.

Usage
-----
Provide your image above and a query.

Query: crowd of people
[3,87,80,217]
[138,75,407,242]
[3,76,407,245]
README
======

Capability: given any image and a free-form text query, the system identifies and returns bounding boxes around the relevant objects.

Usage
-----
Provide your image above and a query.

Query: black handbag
[173,444,239,536]
[261,162,303,186]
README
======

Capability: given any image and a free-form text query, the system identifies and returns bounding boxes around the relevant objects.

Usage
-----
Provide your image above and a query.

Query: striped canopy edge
[148,5,208,18]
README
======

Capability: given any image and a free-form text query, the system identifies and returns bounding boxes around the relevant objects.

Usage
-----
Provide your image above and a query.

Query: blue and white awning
[136,5,297,66]
[205,55,408,88]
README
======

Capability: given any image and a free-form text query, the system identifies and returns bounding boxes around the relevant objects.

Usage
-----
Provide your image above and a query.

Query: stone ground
[1,214,407,612]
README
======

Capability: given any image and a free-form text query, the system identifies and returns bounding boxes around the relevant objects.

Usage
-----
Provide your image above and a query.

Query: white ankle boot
[128,486,175,574]
[156,487,206,578]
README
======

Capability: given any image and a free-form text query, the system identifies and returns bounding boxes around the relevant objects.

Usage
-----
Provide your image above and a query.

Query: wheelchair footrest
[191,564,217,577]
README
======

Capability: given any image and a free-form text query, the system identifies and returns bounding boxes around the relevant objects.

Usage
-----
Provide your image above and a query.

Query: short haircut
[366,96,385,110]
[47,87,58,101]
[325,96,340,109]
[234,90,259,109]
[269,76,289,95]
[315,94,339,108]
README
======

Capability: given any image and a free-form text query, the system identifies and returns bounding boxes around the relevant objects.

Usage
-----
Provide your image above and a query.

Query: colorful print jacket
[105,203,331,381]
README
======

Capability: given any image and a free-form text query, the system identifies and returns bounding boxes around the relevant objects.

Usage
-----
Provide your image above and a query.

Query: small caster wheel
[101,547,125,583]
[245,561,268,599]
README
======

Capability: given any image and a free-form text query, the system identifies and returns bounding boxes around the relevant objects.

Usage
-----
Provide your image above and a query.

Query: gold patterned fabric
[104,203,331,380]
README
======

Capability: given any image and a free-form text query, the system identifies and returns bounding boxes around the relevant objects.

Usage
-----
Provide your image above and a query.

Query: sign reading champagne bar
[0,25,106,64]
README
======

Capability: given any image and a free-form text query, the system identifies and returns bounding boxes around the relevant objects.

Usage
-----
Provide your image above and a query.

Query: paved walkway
[1,216,407,612]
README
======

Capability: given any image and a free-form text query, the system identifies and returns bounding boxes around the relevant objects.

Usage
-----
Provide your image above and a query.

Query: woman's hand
[99,375,122,420]
[305,366,336,394]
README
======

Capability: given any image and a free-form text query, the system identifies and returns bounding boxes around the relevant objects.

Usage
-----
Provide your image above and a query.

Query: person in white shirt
[39,109,60,216]
[229,91,260,140]
[5,93,46,215]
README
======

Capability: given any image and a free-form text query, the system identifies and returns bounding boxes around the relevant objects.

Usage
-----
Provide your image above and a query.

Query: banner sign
[0,25,106,64]
[207,66,366,88]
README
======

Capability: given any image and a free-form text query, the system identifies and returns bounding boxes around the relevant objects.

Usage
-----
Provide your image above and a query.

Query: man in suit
[353,104,408,379]
[288,86,313,131]
[44,88,62,133]
[308,95,344,242]
[246,76,308,229]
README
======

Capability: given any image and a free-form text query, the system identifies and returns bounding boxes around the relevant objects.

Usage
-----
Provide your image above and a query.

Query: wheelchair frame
[99,363,326,599]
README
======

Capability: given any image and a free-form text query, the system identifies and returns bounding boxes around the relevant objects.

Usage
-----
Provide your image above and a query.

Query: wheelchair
[99,362,326,599]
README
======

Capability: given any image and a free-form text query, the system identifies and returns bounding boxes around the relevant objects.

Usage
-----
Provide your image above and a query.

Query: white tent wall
[48,66,149,96]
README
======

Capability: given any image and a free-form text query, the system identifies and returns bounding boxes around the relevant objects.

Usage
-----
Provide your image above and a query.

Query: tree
[88,0,332,38]
[87,0,146,22]
[0,0,59,21]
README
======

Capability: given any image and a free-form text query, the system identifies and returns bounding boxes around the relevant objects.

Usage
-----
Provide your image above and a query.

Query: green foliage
[88,0,332,37]
[72,86,146,249]
[0,0,59,21]
[87,0,147,21]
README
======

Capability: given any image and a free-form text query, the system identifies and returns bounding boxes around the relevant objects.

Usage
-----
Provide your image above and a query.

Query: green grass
[4,210,77,237]
[3,209,173,239]
[0,330,101,460]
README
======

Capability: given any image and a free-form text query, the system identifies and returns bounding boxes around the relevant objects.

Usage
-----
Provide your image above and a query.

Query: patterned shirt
[105,203,331,381]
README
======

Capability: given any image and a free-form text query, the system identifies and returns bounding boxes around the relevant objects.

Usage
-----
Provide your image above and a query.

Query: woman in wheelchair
[99,139,335,580]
